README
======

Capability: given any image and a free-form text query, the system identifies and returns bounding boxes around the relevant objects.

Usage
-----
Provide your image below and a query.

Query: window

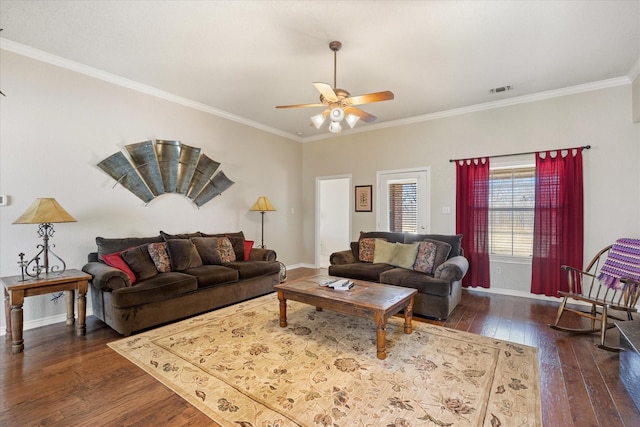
[377,168,430,234]
[388,182,417,232]
[489,166,535,257]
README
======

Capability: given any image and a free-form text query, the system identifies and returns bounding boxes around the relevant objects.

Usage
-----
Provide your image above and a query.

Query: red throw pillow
[100,251,136,285]
[243,240,254,261]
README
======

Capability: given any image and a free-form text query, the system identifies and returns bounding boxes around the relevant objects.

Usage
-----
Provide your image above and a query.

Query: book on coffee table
[319,278,354,290]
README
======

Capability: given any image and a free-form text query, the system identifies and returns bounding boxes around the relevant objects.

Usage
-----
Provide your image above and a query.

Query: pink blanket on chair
[598,238,640,288]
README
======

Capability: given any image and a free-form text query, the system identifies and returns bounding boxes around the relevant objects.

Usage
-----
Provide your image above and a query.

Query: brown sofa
[82,231,281,335]
[328,232,469,320]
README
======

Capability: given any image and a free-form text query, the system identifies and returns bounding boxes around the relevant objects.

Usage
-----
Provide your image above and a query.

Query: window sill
[489,255,532,265]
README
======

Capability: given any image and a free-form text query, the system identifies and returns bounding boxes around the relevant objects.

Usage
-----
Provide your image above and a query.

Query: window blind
[389,182,417,233]
[489,167,535,256]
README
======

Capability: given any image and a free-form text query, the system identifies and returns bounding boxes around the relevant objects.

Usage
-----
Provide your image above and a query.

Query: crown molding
[0,39,302,142]
[2,38,631,145]
[301,77,632,142]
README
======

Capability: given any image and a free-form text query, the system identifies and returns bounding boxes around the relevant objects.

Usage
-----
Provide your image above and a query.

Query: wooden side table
[1,268,91,353]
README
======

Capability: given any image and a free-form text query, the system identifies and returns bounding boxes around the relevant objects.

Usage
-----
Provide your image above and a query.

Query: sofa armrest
[248,248,277,262]
[330,249,356,265]
[82,262,130,291]
[434,256,469,282]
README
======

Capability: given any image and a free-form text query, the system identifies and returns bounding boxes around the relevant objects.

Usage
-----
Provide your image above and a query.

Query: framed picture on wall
[355,185,372,212]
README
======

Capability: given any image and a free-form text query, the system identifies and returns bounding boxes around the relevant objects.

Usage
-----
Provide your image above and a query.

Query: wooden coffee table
[274,274,417,360]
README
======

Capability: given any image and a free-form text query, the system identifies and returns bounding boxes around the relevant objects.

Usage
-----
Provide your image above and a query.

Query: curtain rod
[449,145,591,163]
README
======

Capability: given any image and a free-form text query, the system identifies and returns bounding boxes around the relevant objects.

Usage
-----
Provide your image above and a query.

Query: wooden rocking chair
[549,244,640,351]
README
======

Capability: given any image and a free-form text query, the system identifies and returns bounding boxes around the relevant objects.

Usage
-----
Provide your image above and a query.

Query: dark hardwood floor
[2,267,639,426]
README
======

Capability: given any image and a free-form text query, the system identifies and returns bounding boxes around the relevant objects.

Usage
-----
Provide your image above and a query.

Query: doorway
[316,176,351,268]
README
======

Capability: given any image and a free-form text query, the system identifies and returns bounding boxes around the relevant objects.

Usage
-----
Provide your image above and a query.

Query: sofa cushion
[160,231,203,240]
[360,231,406,243]
[424,238,452,271]
[359,238,380,262]
[373,240,420,269]
[350,241,359,260]
[147,242,171,273]
[166,239,203,271]
[110,272,198,308]
[405,233,463,258]
[201,232,246,261]
[380,268,452,297]
[217,237,236,263]
[121,244,159,282]
[328,263,395,282]
[96,235,162,259]
[413,240,452,274]
[225,260,280,280]
[201,231,245,240]
[182,265,239,288]
[100,251,136,285]
[190,236,223,265]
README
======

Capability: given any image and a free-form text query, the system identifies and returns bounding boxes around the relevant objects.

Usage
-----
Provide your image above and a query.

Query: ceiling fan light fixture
[310,113,326,129]
[329,107,344,122]
[275,40,394,135]
[328,121,342,134]
[345,114,360,128]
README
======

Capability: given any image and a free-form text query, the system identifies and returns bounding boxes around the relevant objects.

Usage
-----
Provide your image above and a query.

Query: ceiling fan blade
[276,103,325,109]
[344,106,377,123]
[313,82,338,103]
[346,91,394,106]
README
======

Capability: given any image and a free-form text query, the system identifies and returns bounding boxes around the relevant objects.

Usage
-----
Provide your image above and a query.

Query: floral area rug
[108,294,541,426]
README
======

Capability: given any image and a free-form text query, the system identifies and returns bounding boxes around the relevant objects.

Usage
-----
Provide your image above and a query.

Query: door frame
[376,167,431,233]
[315,174,352,267]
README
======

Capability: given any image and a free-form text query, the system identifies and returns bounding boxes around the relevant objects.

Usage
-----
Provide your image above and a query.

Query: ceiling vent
[489,85,513,94]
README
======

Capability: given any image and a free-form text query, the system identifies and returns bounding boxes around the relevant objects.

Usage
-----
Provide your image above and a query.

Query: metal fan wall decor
[97,140,234,207]
[276,41,394,133]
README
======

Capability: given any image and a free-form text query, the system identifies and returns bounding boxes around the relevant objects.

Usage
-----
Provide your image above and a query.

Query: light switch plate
[0,195,8,206]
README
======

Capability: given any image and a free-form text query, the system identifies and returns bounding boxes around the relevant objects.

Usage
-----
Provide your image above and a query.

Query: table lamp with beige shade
[13,198,77,277]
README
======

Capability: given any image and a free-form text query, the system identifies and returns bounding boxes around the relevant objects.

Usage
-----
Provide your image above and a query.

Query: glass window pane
[388,182,417,233]
[489,167,534,257]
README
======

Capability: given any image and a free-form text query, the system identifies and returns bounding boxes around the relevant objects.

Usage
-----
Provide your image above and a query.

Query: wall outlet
[442,206,450,214]
[496,266,502,274]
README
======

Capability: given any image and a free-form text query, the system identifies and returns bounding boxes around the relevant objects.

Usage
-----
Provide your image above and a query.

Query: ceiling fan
[275,41,394,133]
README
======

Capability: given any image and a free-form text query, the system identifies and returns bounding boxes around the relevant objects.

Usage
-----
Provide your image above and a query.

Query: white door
[377,168,430,234]
[316,176,351,267]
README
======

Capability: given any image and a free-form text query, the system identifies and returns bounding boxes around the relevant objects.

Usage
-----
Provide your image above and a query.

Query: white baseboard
[0,308,94,336]
[463,286,563,302]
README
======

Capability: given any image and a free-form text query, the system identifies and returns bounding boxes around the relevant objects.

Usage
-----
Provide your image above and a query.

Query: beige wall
[302,84,640,282]
[2,47,638,330]
[633,74,640,123]
[0,51,303,327]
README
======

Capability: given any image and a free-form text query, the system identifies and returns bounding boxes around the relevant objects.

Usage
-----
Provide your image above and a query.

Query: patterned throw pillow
[359,237,385,263]
[217,237,236,263]
[147,242,171,272]
[413,240,438,274]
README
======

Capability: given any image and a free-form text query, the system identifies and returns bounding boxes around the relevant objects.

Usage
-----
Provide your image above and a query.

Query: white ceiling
[1,1,639,141]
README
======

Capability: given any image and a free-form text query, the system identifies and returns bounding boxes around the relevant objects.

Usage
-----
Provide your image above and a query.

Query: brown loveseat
[328,232,469,320]
[82,231,280,335]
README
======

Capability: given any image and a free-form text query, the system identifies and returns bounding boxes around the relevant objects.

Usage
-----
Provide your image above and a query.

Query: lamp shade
[250,196,276,212]
[310,113,326,129]
[13,198,77,224]
[328,121,342,134]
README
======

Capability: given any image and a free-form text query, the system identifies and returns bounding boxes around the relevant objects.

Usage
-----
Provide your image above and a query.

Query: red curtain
[456,158,491,288]
[531,148,584,296]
